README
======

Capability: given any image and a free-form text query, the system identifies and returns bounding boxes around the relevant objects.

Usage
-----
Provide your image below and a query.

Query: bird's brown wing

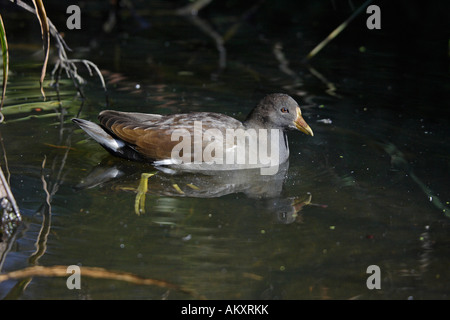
[98,110,244,161]
[98,110,178,160]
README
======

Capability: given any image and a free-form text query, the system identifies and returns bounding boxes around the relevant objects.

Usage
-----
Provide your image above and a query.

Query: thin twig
[9,0,108,100]
[303,0,373,61]
[176,0,213,16]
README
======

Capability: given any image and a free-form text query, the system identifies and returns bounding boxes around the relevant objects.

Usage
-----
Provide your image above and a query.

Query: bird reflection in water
[75,160,317,224]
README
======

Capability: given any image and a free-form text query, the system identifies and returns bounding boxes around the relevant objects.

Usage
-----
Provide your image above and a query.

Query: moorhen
[72,93,313,174]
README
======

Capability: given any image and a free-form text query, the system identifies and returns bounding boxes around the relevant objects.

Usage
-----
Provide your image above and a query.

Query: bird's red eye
[280,107,289,113]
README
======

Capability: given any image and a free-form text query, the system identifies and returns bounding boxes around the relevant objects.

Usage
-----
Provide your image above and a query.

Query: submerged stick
[382,142,450,218]
[0,265,204,298]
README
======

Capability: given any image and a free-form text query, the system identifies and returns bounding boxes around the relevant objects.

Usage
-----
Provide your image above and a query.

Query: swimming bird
[72,93,313,174]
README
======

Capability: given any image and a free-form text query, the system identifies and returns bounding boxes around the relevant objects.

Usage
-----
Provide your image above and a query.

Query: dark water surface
[0,1,449,299]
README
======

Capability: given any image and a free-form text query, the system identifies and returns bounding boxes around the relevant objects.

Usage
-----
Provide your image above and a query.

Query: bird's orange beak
[294,107,314,136]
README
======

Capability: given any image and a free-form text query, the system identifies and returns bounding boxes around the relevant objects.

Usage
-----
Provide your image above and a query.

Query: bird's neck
[244,109,268,129]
